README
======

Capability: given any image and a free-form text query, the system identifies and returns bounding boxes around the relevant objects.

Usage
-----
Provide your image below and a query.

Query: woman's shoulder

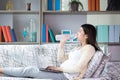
[83,44,95,50]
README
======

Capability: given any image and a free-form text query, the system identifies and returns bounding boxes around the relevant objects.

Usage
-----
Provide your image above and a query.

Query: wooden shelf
[43,11,120,15]
[98,42,120,45]
[0,10,39,14]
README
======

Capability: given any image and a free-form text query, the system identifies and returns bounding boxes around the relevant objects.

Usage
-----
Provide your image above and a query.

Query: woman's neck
[81,42,87,47]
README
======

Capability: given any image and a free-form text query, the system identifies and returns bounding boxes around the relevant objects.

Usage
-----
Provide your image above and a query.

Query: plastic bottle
[29,19,37,42]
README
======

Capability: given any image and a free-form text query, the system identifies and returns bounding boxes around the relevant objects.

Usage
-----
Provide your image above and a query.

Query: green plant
[69,0,83,11]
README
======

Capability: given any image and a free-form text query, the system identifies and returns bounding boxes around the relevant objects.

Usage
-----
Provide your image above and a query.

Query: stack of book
[97,25,120,43]
[42,24,56,43]
[0,25,17,42]
[42,0,61,11]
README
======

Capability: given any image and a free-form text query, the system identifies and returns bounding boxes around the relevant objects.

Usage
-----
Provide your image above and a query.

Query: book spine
[47,0,53,10]
[96,0,100,11]
[91,0,96,11]
[42,0,47,11]
[88,0,92,11]
[55,0,60,10]
[46,24,49,43]
[102,25,109,42]
[109,25,115,42]
[48,28,56,42]
[114,25,120,42]
[5,26,12,42]
[10,28,17,42]
[0,26,2,42]
[42,24,46,42]
[1,26,9,42]
[97,25,102,42]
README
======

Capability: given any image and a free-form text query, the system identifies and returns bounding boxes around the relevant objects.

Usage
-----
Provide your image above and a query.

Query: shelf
[0,42,40,45]
[108,43,120,45]
[0,10,39,14]
[43,11,120,15]
[98,42,120,45]
[43,11,87,15]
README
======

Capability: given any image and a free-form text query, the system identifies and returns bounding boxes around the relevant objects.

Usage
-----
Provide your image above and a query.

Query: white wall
[87,14,120,25]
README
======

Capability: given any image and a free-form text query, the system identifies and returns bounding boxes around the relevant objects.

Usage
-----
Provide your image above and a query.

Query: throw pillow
[92,53,111,78]
[100,62,120,80]
[84,51,104,78]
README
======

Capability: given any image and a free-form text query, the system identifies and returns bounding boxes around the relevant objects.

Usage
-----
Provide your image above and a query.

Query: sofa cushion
[100,62,120,80]
[0,45,39,67]
[84,51,104,78]
[92,53,111,78]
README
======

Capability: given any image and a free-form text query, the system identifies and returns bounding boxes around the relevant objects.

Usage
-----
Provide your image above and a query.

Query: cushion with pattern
[84,51,104,78]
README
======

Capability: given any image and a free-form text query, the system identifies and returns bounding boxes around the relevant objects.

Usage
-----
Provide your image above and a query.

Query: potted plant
[69,0,83,11]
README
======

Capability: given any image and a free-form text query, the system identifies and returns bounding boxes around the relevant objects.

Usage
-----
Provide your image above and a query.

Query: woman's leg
[1,66,39,77]
[31,71,68,80]
[0,66,68,80]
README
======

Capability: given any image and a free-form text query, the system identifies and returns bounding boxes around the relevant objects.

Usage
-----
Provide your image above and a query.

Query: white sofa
[0,43,119,80]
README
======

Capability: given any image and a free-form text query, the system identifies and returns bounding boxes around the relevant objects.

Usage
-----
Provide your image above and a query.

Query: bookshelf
[42,11,120,44]
[42,0,120,45]
[0,0,42,44]
[0,0,120,45]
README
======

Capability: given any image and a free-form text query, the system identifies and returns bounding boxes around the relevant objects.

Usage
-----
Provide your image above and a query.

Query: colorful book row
[97,25,120,43]
[0,26,17,42]
[42,24,56,43]
[88,0,100,11]
[42,0,60,11]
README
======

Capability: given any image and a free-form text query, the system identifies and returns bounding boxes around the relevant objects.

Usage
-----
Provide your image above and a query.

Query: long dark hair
[81,24,100,51]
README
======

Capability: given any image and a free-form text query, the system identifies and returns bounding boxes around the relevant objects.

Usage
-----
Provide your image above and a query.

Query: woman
[0,24,100,80]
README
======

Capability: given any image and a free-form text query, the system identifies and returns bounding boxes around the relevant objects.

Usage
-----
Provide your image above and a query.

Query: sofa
[0,43,120,80]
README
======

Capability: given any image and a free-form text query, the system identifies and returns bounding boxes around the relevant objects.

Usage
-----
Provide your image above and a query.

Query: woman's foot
[0,68,3,73]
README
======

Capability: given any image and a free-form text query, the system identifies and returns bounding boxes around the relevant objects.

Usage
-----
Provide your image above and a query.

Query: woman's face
[76,27,87,43]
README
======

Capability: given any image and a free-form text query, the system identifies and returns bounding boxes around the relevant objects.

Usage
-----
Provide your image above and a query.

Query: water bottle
[29,19,37,42]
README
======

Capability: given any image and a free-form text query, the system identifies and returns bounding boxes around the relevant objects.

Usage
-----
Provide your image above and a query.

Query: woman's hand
[59,35,69,48]
[46,66,63,72]
[73,77,82,80]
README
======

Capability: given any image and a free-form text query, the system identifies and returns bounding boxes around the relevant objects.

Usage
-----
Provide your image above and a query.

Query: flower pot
[71,2,79,11]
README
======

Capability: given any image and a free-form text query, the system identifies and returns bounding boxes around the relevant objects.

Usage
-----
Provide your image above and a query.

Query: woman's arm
[57,47,68,62]
[57,35,69,62]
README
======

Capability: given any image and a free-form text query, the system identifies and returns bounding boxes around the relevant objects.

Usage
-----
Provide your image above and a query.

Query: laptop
[39,68,63,73]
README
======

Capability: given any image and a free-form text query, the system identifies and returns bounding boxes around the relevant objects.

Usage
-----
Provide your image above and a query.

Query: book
[46,24,49,43]
[42,0,47,11]
[5,26,12,42]
[97,25,109,42]
[42,24,46,42]
[61,0,70,11]
[114,25,120,42]
[96,0,100,11]
[47,0,53,10]
[88,0,92,11]
[55,0,60,10]
[10,28,17,42]
[91,0,96,11]
[1,26,9,42]
[109,25,115,42]
[48,28,56,42]
[0,26,2,42]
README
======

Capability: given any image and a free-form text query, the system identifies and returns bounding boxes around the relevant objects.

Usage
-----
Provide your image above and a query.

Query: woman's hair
[81,24,100,51]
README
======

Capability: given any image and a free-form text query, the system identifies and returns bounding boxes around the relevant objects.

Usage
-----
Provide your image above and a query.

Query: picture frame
[61,30,71,35]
